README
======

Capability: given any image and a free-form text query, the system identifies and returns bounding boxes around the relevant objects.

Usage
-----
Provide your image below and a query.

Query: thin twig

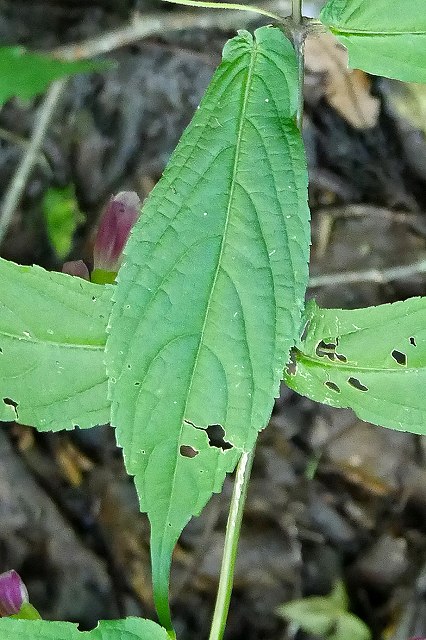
[54,1,293,61]
[308,259,426,288]
[0,78,67,245]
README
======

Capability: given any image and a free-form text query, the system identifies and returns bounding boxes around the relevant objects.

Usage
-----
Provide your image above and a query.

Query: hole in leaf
[347,377,368,392]
[286,348,297,375]
[205,424,233,451]
[391,350,407,366]
[409,336,417,347]
[185,421,233,451]
[315,340,347,363]
[3,397,17,408]
[316,340,336,359]
[324,381,341,393]
[0,347,3,353]
[300,319,311,342]
[134,382,140,386]
[180,445,199,458]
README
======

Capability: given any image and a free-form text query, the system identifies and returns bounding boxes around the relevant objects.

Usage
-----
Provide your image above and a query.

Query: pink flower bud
[0,570,29,617]
[92,191,140,280]
[62,260,90,280]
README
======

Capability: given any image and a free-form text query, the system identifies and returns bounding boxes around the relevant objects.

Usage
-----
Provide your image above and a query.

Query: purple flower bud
[62,260,90,280]
[92,191,140,280]
[0,570,29,617]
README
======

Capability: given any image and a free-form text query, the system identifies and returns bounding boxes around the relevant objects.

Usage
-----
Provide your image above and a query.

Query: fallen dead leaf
[305,32,380,129]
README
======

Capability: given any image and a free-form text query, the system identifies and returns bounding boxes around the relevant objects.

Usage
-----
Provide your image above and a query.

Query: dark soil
[0,1,425,639]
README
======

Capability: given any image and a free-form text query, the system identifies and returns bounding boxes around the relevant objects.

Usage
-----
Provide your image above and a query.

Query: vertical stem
[291,0,302,24]
[290,0,305,130]
[0,78,67,245]
[294,30,305,131]
[208,447,256,640]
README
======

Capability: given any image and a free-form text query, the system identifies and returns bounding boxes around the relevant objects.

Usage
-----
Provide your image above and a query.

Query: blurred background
[0,1,426,638]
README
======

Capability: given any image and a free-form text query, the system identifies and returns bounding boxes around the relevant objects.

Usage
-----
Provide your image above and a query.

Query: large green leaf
[107,26,310,629]
[0,47,107,106]
[0,617,169,640]
[285,298,426,433]
[320,0,426,82]
[0,258,111,430]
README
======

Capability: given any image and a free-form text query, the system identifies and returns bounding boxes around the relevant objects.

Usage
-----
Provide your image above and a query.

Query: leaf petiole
[208,447,256,640]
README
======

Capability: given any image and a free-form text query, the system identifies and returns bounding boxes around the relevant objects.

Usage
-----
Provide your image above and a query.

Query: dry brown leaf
[305,32,380,129]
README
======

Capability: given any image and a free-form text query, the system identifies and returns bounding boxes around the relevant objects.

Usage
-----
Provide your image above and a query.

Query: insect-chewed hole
[324,381,341,393]
[315,339,347,363]
[205,424,233,451]
[391,349,407,366]
[316,340,336,359]
[409,336,417,347]
[347,377,368,392]
[286,348,297,375]
[300,319,311,342]
[180,445,199,458]
[0,346,3,353]
[3,397,17,408]
[185,421,233,451]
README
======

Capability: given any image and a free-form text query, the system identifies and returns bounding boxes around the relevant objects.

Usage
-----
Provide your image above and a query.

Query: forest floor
[0,1,426,639]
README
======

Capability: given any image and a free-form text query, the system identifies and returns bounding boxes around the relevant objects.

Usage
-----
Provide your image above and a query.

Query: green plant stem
[294,29,305,130]
[289,0,305,130]
[208,447,256,640]
[291,0,302,24]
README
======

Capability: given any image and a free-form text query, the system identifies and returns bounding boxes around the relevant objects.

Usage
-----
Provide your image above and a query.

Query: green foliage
[1,6,426,639]
[0,258,111,430]
[106,25,310,629]
[11,604,41,620]
[320,0,426,82]
[42,185,85,259]
[0,47,107,106]
[285,298,426,433]
[277,581,371,640]
[0,617,170,640]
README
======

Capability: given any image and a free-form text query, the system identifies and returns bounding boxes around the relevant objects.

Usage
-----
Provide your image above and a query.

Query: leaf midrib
[159,40,259,547]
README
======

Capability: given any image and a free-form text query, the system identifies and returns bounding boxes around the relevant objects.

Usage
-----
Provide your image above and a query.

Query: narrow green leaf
[11,603,41,620]
[330,613,371,640]
[0,617,170,640]
[285,298,426,434]
[42,185,85,259]
[107,25,310,629]
[0,258,111,430]
[320,0,426,82]
[0,47,108,106]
